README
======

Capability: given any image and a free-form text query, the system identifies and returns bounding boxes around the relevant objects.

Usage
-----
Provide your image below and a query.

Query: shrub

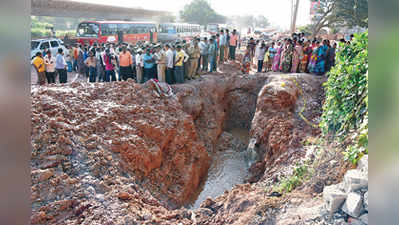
[320,31,368,164]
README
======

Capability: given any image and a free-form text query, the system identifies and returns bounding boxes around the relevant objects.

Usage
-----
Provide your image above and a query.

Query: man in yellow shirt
[174,45,185,83]
[32,52,46,85]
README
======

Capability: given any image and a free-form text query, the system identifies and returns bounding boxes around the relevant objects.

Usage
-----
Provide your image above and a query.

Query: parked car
[31,38,67,59]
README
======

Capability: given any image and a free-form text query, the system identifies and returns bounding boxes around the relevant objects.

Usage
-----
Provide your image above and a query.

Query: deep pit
[31,71,326,224]
[187,127,252,209]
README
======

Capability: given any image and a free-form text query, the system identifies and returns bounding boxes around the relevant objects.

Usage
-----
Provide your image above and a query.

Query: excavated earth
[31,63,326,225]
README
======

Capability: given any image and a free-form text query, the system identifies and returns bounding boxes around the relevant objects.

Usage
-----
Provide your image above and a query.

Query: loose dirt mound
[31,80,210,224]
[248,74,325,183]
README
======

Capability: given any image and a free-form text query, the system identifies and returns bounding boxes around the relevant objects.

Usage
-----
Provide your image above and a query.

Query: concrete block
[363,191,368,211]
[343,192,364,218]
[359,213,368,224]
[323,184,347,214]
[344,169,368,193]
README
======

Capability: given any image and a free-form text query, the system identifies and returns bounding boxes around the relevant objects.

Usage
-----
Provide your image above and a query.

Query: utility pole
[291,0,300,33]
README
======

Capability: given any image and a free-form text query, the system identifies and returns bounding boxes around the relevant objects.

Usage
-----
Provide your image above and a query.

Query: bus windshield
[77,23,99,37]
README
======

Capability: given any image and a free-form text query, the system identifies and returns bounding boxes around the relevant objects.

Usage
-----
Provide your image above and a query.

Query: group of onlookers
[31,28,241,86]
[241,33,351,75]
[31,48,68,85]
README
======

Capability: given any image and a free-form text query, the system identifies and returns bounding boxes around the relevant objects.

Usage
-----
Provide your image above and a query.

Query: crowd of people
[32,30,352,86]
[31,29,241,86]
[240,32,350,75]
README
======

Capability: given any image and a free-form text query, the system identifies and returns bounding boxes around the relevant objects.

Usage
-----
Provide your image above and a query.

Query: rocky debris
[363,191,368,211]
[321,155,368,224]
[358,155,368,172]
[342,192,364,218]
[344,169,368,193]
[323,184,347,214]
[271,155,368,225]
[359,213,368,224]
[215,131,247,152]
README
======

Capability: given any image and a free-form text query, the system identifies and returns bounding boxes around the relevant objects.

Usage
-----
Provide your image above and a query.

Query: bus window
[101,24,117,35]
[77,23,99,37]
[118,24,130,34]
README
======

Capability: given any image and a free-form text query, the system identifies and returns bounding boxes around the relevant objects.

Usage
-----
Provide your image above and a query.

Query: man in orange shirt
[73,44,79,72]
[229,29,239,60]
[118,45,133,81]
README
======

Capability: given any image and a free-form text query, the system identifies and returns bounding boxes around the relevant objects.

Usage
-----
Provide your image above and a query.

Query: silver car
[31,38,67,59]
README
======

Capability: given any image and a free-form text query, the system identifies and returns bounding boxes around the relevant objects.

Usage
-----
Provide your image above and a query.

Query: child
[65,47,73,73]
[241,46,251,74]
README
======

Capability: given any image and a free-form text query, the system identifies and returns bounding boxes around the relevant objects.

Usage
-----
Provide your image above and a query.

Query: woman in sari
[307,41,320,74]
[291,39,303,73]
[299,41,311,73]
[272,42,282,71]
[280,39,294,73]
[314,40,329,75]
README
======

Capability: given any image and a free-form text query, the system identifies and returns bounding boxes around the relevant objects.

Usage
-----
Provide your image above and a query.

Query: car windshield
[77,23,99,37]
[31,41,40,50]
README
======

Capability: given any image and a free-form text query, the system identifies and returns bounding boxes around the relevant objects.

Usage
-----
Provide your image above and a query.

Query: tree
[309,0,368,37]
[179,0,226,25]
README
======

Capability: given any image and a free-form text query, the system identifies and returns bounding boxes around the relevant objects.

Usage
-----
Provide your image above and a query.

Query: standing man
[143,49,155,82]
[55,48,68,84]
[135,49,144,83]
[208,37,217,72]
[199,37,209,72]
[43,50,56,84]
[213,35,219,71]
[119,45,133,81]
[187,39,201,79]
[174,45,185,84]
[224,29,230,61]
[219,30,226,64]
[256,43,267,72]
[96,47,105,82]
[229,29,239,60]
[182,42,190,80]
[165,44,174,84]
[154,45,166,82]
[84,51,97,82]
[32,52,46,85]
[72,44,79,72]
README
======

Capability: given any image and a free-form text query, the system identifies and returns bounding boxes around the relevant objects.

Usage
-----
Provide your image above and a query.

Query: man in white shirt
[135,49,144,83]
[44,50,56,84]
[256,43,267,72]
[165,44,174,84]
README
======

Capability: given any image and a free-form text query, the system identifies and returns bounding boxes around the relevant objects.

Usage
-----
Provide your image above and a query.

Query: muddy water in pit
[187,127,253,209]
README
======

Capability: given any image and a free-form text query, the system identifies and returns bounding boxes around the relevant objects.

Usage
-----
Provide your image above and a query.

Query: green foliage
[179,0,226,25]
[298,25,313,36]
[309,0,368,36]
[320,31,368,164]
[343,115,368,164]
[276,163,311,193]
[31,28,52,39]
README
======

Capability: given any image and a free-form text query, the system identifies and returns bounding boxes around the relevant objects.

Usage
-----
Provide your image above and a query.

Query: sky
[70,0,311,29]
